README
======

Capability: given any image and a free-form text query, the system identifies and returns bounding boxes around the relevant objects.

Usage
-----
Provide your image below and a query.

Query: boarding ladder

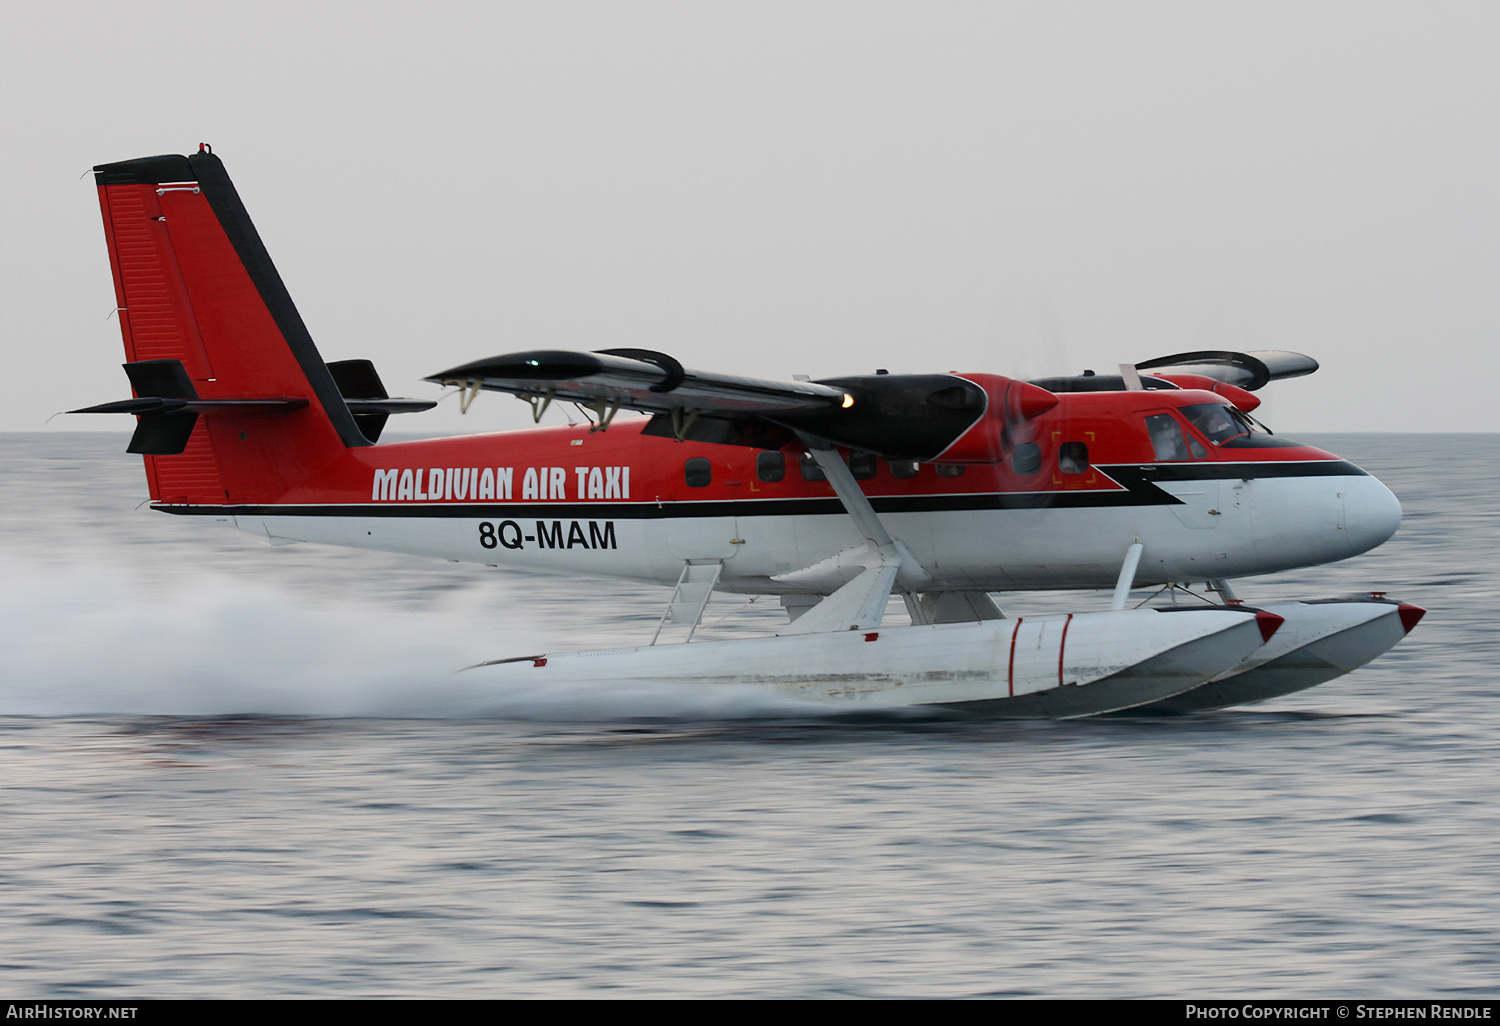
[651,560,723,645]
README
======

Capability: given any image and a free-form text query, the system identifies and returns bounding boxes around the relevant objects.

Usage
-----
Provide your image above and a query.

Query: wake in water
[0,558,828,721]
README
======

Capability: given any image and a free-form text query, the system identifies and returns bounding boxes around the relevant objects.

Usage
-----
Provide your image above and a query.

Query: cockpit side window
[1179,403,1251,445]
[1145,414,1199,461]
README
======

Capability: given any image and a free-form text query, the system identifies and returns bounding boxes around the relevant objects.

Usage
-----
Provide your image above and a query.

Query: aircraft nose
[1342,474,1402,555]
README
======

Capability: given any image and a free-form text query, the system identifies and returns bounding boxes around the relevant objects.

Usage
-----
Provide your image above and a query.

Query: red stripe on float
[1058,613,1073,687]
[1008,617,1023,697]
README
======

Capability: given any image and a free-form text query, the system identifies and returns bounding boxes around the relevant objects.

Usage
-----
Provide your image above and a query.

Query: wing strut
[774,435,932,636]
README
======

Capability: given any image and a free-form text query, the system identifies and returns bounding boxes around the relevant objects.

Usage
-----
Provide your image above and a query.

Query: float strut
[1111,542,1144,611]
[1208,578,1239,603]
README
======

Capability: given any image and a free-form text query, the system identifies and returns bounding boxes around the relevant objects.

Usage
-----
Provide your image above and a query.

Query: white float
[468,606,1282,718]
[1134,597,1425,713]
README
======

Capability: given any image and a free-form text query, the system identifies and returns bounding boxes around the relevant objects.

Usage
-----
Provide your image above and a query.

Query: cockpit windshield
[1179,403,1254,445]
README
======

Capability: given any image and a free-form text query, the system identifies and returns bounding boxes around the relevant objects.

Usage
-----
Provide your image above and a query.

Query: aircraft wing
[1134,350,1318,391]
[426,348,849,416]
[426,347,1057,460]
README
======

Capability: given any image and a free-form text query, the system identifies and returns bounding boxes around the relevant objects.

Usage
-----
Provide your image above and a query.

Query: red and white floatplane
[72,147,1423,717]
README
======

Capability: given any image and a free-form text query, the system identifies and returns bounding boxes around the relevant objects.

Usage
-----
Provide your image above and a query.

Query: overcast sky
[3,0,1497,435]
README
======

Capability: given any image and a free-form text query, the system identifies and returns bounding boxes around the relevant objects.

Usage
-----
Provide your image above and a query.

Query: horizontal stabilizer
[70,397,310,415]
[67,357,312,454]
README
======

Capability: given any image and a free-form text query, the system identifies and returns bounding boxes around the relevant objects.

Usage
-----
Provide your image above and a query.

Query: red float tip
[1397,603,1426,634]
[1255,610,1285,642]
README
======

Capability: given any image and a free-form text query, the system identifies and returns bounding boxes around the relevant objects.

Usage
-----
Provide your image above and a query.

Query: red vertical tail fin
[89,148,370,506]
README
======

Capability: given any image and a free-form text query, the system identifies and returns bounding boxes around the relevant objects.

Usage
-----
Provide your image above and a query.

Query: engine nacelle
[776,372,1058,463]
[927,373,1059,464]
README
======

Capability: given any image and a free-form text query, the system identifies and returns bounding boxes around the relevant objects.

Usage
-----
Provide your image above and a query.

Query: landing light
[842,393,855,409]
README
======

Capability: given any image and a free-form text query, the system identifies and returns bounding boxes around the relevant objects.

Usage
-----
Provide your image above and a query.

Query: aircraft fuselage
[162,387,1399,594]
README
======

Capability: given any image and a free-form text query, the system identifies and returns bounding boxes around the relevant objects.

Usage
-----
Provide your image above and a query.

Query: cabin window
[1011,442,1042,475]
[1145,414,1199,461]
[800,452,826,481]
[684,457,712,487]
[887,459,920,479]
[756,450,785,483]
[848,451,877,480]
[1058,441,1089,474]
[935,463,966,478]
[1179,403,1250,446]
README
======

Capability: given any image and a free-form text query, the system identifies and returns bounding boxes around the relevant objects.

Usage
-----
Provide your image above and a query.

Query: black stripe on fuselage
[1108,460,1367,482]
[154,460,1367,518]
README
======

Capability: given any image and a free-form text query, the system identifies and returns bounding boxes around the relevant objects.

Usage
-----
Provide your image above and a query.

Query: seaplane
[71,146,1425,717]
